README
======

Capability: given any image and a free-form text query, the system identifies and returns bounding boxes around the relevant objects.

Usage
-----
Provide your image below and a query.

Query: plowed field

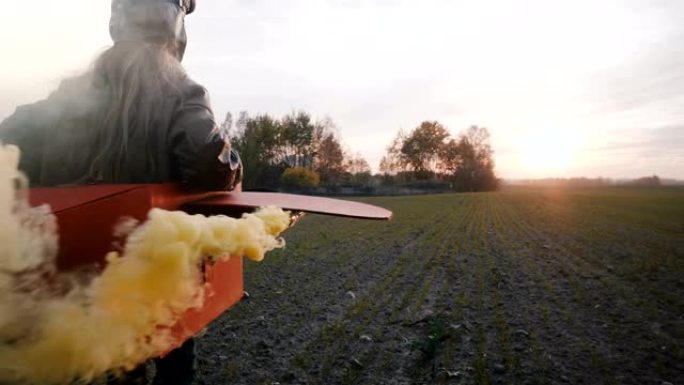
[195,187,684,385]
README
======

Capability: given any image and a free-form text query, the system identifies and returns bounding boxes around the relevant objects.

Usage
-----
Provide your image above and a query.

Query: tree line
[225,111,370,191]
[226,111,499,193]
[514,175,669,187]
[379,122,499,192]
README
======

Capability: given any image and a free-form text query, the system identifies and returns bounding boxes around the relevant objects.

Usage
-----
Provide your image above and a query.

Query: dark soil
[193,188,684,385]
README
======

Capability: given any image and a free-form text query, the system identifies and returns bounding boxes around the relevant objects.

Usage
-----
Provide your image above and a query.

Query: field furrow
[195,187,684,385]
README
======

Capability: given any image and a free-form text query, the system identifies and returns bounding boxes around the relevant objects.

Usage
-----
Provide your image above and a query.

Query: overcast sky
[1,0,683,179]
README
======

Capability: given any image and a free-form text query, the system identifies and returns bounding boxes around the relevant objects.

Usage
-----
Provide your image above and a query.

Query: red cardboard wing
[27,183,392,352]
[28,184,245,350]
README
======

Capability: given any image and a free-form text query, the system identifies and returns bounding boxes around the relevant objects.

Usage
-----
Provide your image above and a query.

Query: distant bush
[629,175,661,187]
[401,180,451,190]
[281,167,320,189]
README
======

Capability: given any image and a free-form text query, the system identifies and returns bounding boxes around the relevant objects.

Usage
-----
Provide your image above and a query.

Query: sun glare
[519,129,581,176]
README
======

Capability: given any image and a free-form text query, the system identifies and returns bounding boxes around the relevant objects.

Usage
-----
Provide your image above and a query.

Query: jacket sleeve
[168,83,237,191]
[0,102,50,182]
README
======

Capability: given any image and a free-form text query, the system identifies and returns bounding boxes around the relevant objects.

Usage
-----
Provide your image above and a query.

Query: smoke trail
[0,143,291,384]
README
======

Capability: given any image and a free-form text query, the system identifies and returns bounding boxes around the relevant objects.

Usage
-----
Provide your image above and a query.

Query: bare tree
[220,112,233,140]
[315,133,345,186]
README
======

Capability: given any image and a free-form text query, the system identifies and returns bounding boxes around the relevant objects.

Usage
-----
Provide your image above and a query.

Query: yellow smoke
[0,144,291,384]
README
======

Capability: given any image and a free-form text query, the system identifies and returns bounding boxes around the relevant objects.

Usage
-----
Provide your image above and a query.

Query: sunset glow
[0,0,682,179]
[518,128,584,176]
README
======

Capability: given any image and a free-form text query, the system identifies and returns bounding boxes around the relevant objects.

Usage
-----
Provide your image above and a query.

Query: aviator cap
[109,0,196,60]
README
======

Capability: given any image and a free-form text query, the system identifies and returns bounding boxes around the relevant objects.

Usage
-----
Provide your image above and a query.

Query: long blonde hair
[83,40,186,182]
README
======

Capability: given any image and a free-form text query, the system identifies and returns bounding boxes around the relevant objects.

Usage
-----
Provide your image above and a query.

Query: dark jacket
[0,75,235,190]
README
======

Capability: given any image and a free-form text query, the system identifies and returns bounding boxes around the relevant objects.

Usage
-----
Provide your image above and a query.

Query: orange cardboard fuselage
[29,184,244,351]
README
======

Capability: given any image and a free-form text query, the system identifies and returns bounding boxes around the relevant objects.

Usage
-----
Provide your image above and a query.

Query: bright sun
[519,129,580,176]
